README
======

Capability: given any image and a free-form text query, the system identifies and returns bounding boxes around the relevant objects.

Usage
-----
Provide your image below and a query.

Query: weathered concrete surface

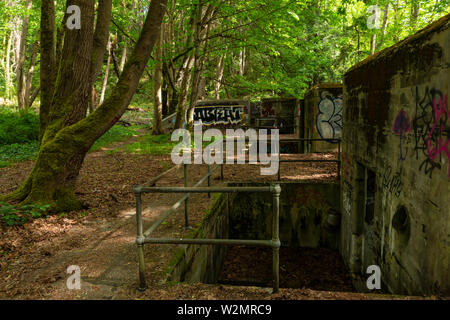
[168,193,230,284]
[228,182,341,249]
[341,14,449,296]
[169,182,342,284]
[303,83,343,152]
[259,98,299,134]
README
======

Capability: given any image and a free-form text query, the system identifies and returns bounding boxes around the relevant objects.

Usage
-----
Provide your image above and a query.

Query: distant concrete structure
[341,14,449,295]
[190,99,251,128]
[259,98,298,134]
[303,83,343,152]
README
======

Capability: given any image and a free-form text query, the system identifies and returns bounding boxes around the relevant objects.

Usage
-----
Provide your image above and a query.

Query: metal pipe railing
[133,137,340,293]
[184,164,189,228]
[134,179,281,293]
[143,238,276,246]
[212,137,341,181]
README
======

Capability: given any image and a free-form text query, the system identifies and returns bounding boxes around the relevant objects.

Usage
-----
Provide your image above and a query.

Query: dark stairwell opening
[167,181,357,293]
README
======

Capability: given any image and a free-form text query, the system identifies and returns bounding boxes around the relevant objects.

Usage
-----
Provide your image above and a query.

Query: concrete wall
[304,83,343,152]
[169,182,342,283]
[341,14,450,296]
[259,98,298,134]
[229,182,341,249]
[168,193,230,284]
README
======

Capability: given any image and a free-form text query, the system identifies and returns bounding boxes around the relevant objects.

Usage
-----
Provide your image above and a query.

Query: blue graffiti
[316,91,343,141]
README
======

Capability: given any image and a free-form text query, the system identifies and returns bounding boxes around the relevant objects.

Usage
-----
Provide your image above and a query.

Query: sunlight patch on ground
[118,208,136,218]
[282,173,336,180]
[118,204,174,220]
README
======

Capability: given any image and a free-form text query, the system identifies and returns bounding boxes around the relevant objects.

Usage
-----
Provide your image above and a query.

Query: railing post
[272,184,281,293]
[184,164,190,228]
[220,163,224,181]
[277,164,281,181]
[135,190,147,291]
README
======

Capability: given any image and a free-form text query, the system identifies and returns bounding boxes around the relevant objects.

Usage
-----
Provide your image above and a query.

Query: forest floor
[0,129,439,300]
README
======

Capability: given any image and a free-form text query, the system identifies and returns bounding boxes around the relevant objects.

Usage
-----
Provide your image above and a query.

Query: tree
[0,0,168,212]
[16,0,33,109]
[152,26,164,135]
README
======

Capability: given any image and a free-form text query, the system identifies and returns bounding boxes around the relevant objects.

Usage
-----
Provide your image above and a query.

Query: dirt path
[0,136,433,300]
[0,139,221,299]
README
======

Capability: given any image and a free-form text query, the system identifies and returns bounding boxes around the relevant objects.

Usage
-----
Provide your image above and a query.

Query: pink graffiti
[425,95,449,177]
[261,105,275,117]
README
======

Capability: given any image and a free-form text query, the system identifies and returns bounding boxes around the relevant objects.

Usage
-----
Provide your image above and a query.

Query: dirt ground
[219,247,355,292]
[0,137,439,300]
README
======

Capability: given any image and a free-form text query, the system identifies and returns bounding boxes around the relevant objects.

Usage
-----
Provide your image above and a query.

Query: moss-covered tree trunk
[0,0,168,212]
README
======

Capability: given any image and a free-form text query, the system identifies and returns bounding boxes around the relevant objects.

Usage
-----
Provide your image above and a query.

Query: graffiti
[392,110,411,160]
[191,105,245,125]
[381,165,402,197]
[316,91,343,141]
[413,87,449,178]
[261,104,275,117]
[425,94,449,177]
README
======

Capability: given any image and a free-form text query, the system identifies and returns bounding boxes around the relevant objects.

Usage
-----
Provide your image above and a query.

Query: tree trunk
[29,86,40,108]
[39,0,56,144]
[1,0,168,212]
[5,31,13,100]
[16,0,33,109]
[214,54,225,99]
[119,45,127,73]
[381,4,389,35]
[24,30,40,108]
[174,55,194,129]
[239,47,245,76]
[410,0,420,30]
[100,37,112,105]
[152,26,164,135]
[89,87,98,113]
[186,2,216,127]
[110,33,121,78]
[370,34,376,55]
[393,0,400,42]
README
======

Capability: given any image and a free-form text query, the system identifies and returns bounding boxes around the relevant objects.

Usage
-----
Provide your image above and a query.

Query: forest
[0,0,448,301]
[0,0,447,209]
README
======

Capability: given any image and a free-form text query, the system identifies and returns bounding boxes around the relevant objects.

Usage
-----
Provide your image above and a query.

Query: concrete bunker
[341,14,449,296]
[166,181,355,292]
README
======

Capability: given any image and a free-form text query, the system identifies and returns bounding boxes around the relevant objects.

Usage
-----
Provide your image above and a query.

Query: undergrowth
[0,202,50,226]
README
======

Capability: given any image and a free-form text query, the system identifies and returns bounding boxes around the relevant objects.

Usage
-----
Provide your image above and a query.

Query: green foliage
[116,132,218,155]
[90,125,141,152]
[121,133,178,155]
[0,201,50,226]
[0,108,39,144]
[0,107,145,166]
[0,142,38,166]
